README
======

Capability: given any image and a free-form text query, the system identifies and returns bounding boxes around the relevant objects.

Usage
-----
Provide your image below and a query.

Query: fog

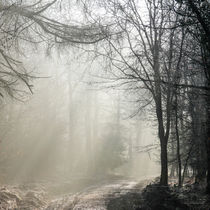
[0,49,159,192]
[1,0,209,209]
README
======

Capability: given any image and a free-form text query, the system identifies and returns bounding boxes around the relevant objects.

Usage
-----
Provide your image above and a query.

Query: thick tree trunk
[206,82,210,193]
[156,97,170,186]
[206,139,210,193]
[160,140,168,186]
[156,99,169,186]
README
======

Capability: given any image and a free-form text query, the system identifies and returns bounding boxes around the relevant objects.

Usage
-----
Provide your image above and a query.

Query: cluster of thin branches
[0,0,108,99]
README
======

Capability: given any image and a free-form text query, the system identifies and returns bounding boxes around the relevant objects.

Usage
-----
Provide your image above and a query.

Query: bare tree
[82,0,187,185]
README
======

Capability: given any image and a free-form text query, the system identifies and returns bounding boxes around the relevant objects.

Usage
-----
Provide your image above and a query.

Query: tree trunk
[182,143,193,185]
[156,99,169,186]
[160,140,168,186]
[156,95,169,186]
[170,137,176,178]
[206,81,210,193]
[175,92,182,187]
[206,138,210,193]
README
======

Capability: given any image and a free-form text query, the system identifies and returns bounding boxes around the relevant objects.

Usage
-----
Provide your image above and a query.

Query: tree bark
[206,137,210,193]
[175,92,182,187]
[156,96,169,186]
[160,139,168,186]
[156,90,169,186]
[206,81,210,193]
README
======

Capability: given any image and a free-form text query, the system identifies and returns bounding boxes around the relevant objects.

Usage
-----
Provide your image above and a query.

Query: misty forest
[0,0,209,209]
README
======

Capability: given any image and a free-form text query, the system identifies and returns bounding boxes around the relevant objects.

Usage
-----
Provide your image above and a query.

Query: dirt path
[45,179,150,210]
[0,179,151,209]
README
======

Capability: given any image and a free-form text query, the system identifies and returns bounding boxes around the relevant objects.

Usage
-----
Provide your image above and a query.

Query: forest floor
[0,177,150,209]
[140,177,210,209]
[0,177,209,209]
